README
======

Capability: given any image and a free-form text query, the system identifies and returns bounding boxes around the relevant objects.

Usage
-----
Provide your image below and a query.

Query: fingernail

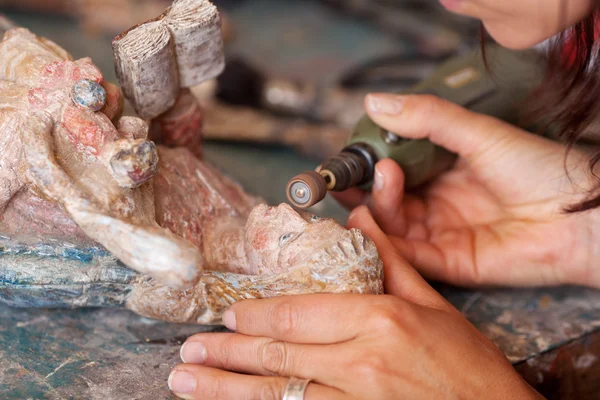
[168,369,196,396]
[366,93,404,115]
[347,207,364,225]
[374,167,385,192]
[223,310,236,331]
[180,341,207,364]
[347,210,356,221]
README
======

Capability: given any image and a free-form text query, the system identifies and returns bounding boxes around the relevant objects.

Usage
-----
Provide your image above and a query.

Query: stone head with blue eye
[72,79,106,112]
[244,203,351,275]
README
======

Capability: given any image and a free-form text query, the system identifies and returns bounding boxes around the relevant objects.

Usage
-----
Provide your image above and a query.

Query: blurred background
[0,0,480,222]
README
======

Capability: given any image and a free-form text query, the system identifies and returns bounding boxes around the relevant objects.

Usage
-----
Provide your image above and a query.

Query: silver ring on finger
[282,376,311,400]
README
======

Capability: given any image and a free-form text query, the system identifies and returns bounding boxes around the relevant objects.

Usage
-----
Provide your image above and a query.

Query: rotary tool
[286,43,549,209]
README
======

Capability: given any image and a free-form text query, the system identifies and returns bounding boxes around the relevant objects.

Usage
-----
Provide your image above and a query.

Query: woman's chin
[483,22,549,50]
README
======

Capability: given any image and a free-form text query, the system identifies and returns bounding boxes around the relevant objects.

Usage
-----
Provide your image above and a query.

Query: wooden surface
[1,1,600,399]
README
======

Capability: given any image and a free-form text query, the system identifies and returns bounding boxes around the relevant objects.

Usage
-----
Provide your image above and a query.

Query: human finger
[168,364,343,400]
[369,159,407,236]
[222,293,390,343]
[364,93,524,164]
[347,206,449,310]
[330,159,405,230]
[330,187,370,211]
[180,332,340,382]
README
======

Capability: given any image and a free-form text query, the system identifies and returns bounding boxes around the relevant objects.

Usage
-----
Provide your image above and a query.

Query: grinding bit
[286,171,328,209]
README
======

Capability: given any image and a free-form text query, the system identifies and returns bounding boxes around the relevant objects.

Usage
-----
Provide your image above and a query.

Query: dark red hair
[524,8,600,212]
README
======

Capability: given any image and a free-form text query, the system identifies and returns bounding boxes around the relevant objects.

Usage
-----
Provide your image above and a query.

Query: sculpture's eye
[72,79,106,111]
[279,233,294,246]
[310,215,320,222]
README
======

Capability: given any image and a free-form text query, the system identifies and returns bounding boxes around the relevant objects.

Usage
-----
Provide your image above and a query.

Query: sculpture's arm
[19,111,202,289]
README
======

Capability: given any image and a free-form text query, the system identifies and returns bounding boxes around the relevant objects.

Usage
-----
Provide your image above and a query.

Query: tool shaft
[320,143,377,192]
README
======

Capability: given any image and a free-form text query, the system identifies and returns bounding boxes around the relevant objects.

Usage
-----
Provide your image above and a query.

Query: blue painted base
[0,238,137,309]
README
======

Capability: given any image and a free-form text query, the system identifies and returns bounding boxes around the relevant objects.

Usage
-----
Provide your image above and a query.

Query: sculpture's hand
[167,207,542,400]
[334,93,600,289]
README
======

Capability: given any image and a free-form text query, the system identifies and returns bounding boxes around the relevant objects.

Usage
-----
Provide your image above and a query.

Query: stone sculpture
[0,0,383,325]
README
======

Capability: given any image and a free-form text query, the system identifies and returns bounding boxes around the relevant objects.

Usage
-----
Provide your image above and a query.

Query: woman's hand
[167,208,542,400]
[334,93,600,289]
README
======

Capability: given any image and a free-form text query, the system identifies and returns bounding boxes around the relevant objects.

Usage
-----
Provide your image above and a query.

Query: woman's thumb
[364,93,519,162]
[348,206,450,310]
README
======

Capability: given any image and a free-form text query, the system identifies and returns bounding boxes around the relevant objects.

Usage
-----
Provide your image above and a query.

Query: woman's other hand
[334,93,600,288]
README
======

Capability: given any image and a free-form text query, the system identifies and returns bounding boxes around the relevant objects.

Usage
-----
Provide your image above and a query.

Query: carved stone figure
[0,1,383,325]
[0,27,203,289]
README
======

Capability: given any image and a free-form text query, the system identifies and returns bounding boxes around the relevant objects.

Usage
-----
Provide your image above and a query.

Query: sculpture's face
[27,57,158,189]
[244,204,351,275]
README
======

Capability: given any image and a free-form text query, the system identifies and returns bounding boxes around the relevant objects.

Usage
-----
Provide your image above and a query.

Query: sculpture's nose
[109,139,159,188]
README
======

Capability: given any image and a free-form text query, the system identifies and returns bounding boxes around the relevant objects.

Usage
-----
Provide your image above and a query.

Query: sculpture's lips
[110,140,159,188]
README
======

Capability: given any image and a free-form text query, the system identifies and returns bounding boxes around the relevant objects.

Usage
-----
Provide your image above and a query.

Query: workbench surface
[1,1,600,399]
[3,286,600,399]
